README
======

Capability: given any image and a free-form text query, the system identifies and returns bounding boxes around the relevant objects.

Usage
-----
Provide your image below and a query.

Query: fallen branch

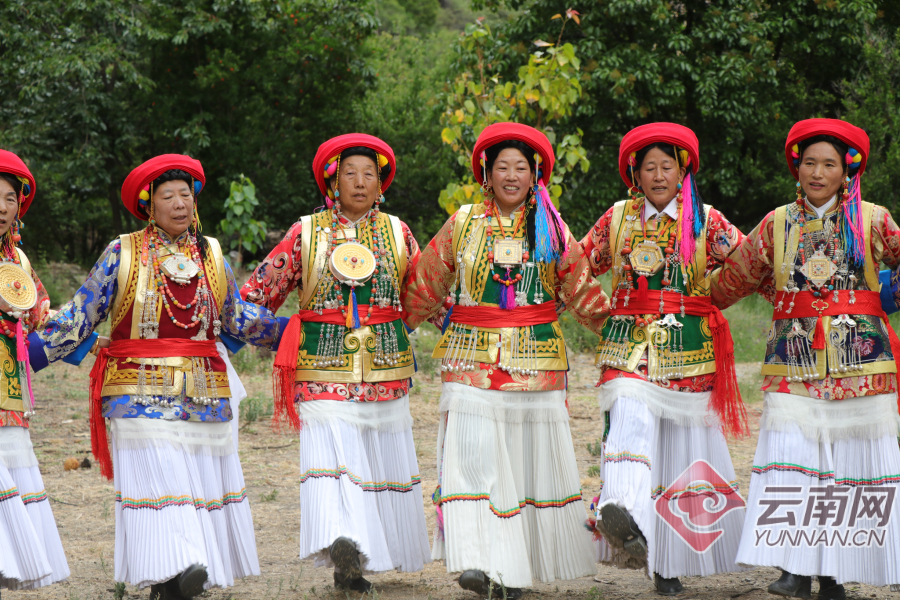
[251,440,297,450]
[50,496,80,506]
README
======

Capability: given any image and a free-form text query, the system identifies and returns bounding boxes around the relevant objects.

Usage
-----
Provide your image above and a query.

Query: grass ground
[7,264,900,599]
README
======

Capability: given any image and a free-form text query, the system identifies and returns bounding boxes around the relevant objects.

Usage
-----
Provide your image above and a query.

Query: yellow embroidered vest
[431,203,568,370]
[596,199,716,377]
[0,249,33,412]
[101,231,231,398]
[295,211,414,383]
[762,200,893,378]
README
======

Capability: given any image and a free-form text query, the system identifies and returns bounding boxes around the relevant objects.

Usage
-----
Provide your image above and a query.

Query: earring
[842,176,850,201]
[796,181,803,204]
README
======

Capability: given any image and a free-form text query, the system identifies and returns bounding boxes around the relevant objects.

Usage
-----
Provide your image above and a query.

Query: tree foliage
[437,13,590,215]
[0,0,377,262]
[469,0,888,236]
[220,175,266,256]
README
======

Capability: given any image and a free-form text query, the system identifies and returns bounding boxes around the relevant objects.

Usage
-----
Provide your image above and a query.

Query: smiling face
[799,141,846,208]
[331,154,379,222]
[635,147,686,212]
[486,147,532,215]
[0,178,20,237]
[152,179,194,238]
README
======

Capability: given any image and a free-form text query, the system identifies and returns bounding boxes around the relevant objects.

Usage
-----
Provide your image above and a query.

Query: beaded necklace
[146,226,211,331]
[311,195,402,368]
[485,200,531,287]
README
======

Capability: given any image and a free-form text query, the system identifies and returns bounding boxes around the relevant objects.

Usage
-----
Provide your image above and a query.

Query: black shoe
[768,570,811,598]
[174,564,207,599]
[458,570,522,599]
[329,536,362,582]
[817,576,845,600]
[333,572,373,593]
[600,503,647,558]
[149,584,168,600]
[654,573,684,596]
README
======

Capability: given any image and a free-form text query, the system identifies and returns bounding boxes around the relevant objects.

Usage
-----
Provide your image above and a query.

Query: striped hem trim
[752,463,900,486]
[752,462,835,480]
[299,466,421,493]
[604,451,651,468]
[441,492,583,519]
[116,489,248,511]
[0,487,48,506]
[652,480,741,501]
[21,490,48,505]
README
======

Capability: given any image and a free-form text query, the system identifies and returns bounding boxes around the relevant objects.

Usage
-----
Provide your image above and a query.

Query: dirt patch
[6,352,897,600]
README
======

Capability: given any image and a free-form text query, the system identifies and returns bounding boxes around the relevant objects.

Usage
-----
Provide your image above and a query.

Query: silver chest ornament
[161,252,200,285]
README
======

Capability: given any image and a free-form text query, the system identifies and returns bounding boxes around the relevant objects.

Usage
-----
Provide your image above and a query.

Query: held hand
[97,336,111,349]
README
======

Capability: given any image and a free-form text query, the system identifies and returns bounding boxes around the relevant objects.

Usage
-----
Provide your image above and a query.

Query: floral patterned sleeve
[710,211,777,310]
[871,205,900,268]
[580,206,615,277]
[240,221,303,312]
[557,227,610,335]
[34,239,120,363]
[705,207,745,271]
[400,220,421,287]
[220,260,282,348]
[402,213,457,330]
[28,268,51,331]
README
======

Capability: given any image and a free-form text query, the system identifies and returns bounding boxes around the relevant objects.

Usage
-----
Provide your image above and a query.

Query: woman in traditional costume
[241,134,430,593]
[712,118,900,598]
[581,123,748,595]
[27,154,284,599]
[402,123,608,598]
[0,150,69,590]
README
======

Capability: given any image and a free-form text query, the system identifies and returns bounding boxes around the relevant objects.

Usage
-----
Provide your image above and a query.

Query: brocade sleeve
[556,227,610,335]
[710,212,777,309]
[402,213,458,330]
[240,221,304,312]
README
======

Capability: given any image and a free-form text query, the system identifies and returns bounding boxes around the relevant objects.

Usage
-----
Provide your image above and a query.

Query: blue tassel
[535,198,553,263]
[691,177,703,238]
[441,305,454,334]
[351,288,361,329]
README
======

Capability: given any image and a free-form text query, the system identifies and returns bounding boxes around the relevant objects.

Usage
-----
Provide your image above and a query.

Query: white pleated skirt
[594,380,746,579]
[434,382,596,589]
[736,392,900,587]
[0,426,69,589]
[111,417,259,589]
[296,395,432,574]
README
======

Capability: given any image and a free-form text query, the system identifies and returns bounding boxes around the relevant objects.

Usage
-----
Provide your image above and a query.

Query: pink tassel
[15,319,25,362]
[678,172,696,263]
[15,319,33,410]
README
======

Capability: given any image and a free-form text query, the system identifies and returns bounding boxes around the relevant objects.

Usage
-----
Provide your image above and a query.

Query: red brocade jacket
[581,203,745,393]
[241,212,421,403]
[711,200,900,400]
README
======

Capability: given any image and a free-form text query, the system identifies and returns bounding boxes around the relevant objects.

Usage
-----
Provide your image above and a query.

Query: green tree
[840,27,900,214]
[0,0,378,263]
[220,175,267,260]
[351,30,457,242]
[469,0,883,236]
[437,13,589,215]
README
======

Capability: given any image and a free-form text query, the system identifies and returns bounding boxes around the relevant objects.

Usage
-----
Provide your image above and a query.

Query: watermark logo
[655,460,746,553]
[753,485,895,548]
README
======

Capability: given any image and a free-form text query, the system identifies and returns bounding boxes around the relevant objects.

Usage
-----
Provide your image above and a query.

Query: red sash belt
[771,289,900,381]
[272,305,405,431]
[89,339,219,480]
[609,291,748,438]
[449,302,558,327]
